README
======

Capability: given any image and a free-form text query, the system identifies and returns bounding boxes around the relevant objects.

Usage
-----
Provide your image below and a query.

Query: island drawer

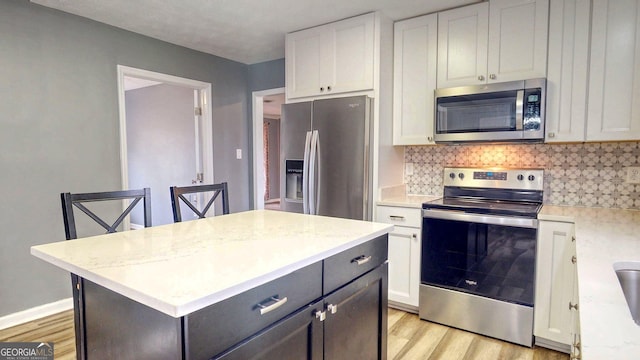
[323,234,388,294]
[185,261,323,359]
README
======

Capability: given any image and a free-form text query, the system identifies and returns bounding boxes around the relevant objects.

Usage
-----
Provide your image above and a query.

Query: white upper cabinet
[437,3,489,88]
[437,0,549,88]
[393,14,438,145]
[587,0,640,141]
[545,0,590,142]
[487,0,549,83]
[286,13,375,100]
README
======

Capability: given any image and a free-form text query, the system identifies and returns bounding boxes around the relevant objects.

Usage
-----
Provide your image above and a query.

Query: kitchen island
[31,210,392,360]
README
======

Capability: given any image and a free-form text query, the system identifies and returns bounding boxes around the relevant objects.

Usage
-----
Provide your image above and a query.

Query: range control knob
[528,175,536,181]
[449,172,456,179]
[517,174,524,181]
[458,173,465,180]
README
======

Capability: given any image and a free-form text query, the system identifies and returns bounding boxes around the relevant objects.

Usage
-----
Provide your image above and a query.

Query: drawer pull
[257,296,288,315]
[327,303,338,314]
[389,215,405,221]
[315,310,326,322]
[352,255,372,266]
[569,302,579,311]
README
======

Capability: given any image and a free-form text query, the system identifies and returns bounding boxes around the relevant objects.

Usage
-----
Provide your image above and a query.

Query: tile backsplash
[405,142,640,210]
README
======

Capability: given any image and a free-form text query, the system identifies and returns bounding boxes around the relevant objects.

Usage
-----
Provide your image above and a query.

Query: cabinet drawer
[185,261,323,359]
[376,206,421,228]
[323,234,388,294]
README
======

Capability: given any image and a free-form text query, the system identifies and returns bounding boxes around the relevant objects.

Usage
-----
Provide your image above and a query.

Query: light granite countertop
[31,210,392,318]
[376,194,440,208]
[376,184,440,208]
[539,206,640,359]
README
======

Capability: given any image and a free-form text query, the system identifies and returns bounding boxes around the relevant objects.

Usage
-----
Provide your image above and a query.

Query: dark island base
[73,235,389,360]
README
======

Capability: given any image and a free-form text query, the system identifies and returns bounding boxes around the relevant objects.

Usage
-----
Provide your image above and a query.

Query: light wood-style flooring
[0,308,568,359]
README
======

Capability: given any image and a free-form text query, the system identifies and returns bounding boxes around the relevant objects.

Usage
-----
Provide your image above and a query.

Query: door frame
[116,65,214,215]
[252,87,285,210]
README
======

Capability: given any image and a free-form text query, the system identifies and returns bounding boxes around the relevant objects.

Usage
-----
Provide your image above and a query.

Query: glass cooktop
[422,197,542,218]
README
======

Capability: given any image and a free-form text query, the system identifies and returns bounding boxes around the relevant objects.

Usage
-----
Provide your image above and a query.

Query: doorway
[252,88,285,210]
[117,65,213,226]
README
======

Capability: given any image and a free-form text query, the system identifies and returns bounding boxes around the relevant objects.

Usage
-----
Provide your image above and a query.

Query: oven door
[421,209,537,306]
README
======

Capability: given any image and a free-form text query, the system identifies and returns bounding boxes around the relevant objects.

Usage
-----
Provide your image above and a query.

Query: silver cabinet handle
[569,302,579,311]
[478,75,485,81]
[315,310,326,321]
[327,303,338,314]
[389,215,405,221]
[427,136,433,142]
[352,255,372,265]
[412,233,417,240]
[572,236,576,242]
[489,74,496,80]
[548,132,556,138]
[257,296,288,315]
[571,256,577,264]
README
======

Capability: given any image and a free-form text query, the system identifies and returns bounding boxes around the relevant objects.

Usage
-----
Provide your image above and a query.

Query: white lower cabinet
[375,205,421,310]
[534,220,579,352]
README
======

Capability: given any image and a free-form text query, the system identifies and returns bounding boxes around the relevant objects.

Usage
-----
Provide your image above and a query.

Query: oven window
[421,217,536,306]
[436,91,517,133]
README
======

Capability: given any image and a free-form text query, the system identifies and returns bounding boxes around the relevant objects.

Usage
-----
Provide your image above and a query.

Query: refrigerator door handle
[308,130,319,215]
[302,131,312,214]
[314,131,321,215]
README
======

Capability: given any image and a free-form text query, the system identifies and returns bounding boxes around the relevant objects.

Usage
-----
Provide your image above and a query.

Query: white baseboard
[130,223,144,230]
[0,298,73,330]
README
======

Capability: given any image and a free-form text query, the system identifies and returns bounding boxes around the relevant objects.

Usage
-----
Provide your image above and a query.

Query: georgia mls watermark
[0,342,53,360]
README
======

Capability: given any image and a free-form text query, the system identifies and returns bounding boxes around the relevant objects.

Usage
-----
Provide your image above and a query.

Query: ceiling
[31,0,480,65]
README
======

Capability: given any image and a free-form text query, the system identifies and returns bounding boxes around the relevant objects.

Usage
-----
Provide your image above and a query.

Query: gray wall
[0,0,249,317]
[247,59,286,206]
[126,84,195,226]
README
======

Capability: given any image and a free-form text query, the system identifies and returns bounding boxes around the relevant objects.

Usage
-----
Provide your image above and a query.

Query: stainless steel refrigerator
[280,96,373,221]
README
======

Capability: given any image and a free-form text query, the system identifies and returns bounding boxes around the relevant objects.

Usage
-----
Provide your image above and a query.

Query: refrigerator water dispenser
[285,160,303,201]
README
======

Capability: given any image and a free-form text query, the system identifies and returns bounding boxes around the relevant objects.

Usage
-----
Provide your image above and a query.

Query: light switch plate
[236,149,242,159]
[626,167,640,184]
[405,163,414,176]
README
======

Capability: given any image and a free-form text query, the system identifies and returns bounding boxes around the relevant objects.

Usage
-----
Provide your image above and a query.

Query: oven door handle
[422,209,538,229]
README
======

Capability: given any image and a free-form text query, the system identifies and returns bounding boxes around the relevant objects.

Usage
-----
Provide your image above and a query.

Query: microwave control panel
[523,88,542,131]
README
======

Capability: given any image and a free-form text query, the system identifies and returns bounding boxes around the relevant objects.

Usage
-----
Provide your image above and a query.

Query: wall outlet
[405,162,414,176]
[626,167,640,184]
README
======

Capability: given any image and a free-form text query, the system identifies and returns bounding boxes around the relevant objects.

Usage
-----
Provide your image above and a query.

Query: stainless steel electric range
[419,167,544,347]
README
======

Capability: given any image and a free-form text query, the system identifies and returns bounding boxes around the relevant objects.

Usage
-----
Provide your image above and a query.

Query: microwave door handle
[515,89,524,131]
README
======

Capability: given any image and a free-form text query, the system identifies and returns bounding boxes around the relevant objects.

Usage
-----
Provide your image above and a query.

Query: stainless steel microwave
[434,78,546,143]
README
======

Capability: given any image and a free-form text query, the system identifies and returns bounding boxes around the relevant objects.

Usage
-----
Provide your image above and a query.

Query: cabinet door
[545,0,590,142]
[534,220,576,346]
[286,13,374,100]
[393,14,438,145]
[214,301,324,360]
[437,2,489,88]
[388,226,421,308]
[286,26,326,99]
[328,13,375,95]
[487,0,549,83]
[324,263,388,360]
[587,0,640,141]
[570,265,582,358]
